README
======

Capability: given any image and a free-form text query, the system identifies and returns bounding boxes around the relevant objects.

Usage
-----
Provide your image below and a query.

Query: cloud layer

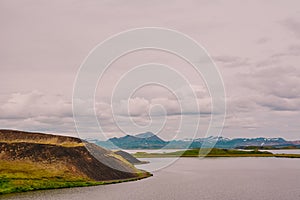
[1,0,300,139]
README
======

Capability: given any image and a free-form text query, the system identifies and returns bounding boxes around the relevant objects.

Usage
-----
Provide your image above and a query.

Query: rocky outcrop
[0,129,148,181]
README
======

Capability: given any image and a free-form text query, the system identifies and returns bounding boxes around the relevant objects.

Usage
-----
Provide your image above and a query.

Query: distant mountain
[178,137,299,149]
[189,137,296,149]
[291,140,300,145]
[89,132,300,150]
[107,132,167,149]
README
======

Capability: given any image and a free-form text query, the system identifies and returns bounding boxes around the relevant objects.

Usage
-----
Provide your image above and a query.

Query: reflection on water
[3,157,300,200]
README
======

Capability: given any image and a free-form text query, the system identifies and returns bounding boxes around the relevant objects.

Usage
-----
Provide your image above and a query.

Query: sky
[0,0,300,140]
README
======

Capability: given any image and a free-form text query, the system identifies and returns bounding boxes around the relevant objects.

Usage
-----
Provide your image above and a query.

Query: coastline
[0,169,152,195]
[0,130,153,196]
[132,149,300,159]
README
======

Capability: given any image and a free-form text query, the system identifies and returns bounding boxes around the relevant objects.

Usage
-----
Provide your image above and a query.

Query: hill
[107,132,167,149]
[0,130,151,195]
[114,150,149,165]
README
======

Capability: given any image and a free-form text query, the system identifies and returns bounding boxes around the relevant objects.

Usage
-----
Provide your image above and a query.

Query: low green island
[133,148,300,158]
[239,145,300,150]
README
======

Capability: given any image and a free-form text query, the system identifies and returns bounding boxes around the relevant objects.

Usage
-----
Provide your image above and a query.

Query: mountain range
[89,132,300,149]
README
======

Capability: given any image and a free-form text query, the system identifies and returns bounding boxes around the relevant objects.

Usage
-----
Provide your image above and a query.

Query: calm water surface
[3,157,300,200]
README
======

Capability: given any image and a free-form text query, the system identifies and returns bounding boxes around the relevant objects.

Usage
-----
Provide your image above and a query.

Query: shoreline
[132,148,300,159]
[135,154,300,158]
[0,171,152,196]
[0,130,153,196]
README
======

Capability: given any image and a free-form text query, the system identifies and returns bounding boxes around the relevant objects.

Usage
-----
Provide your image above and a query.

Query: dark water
[3,157,300,200]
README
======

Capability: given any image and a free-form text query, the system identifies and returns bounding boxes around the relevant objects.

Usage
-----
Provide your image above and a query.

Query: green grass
[274,154,300,158]
[0,160,151,195]
[0,178,99,195]
[133,148,300,158]
[241,146,300,150]
[0,160,94,195]
[0,138,84,147]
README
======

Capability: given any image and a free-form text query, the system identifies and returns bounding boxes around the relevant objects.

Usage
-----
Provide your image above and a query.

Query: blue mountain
[88,133,299,150]
[103,132,167,149]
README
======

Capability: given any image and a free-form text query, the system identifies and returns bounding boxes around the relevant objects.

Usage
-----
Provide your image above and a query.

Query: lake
[3,157,300,200]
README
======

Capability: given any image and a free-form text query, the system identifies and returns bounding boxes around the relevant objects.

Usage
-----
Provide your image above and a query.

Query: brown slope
[0,129,82,147]
[114,150,149,165]
[0,129,148,181]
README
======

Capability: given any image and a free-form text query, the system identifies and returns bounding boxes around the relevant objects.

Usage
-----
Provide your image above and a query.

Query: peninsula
[0,130,151,195]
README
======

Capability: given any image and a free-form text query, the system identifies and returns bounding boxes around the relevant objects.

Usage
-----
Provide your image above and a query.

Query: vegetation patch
[133,148,300,158]
[0,130,152,195]
[0,160,151,195]
[0,160,93,195]
[238,145,300,150]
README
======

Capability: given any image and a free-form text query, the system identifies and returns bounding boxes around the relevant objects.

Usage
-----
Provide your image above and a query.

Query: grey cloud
[253,66,300,99]
[257,95,300,111]
[0,91,73,119]
[0,91,75,135]
[1,0,300,139]
[282,18,300,39]
[213,55,251,68]
[271,44,300,58]
[255,37,269,44]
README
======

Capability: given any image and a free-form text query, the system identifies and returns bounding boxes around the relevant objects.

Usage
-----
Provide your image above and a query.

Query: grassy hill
[0,130,151,195]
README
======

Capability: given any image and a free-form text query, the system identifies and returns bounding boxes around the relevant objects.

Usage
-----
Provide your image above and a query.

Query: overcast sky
[1,0,300,140]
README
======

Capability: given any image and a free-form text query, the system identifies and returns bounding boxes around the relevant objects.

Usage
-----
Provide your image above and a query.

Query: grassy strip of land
[0,139,84,147]
[274,154,300,158]
[0,160,151,195]
[133,148,300,158]
[239,146,300,150]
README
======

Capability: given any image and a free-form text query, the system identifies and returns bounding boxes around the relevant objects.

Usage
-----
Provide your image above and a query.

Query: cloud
[213,55,251,68]
[256,95,300,111]
[255,37,269,44]
[0,91,75,135]
[1,0,300,139]
[270,44,300,58]
[282,18,300,39]
[0,91,72,119]
[108,84,212,117]
[245,65,300,99]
